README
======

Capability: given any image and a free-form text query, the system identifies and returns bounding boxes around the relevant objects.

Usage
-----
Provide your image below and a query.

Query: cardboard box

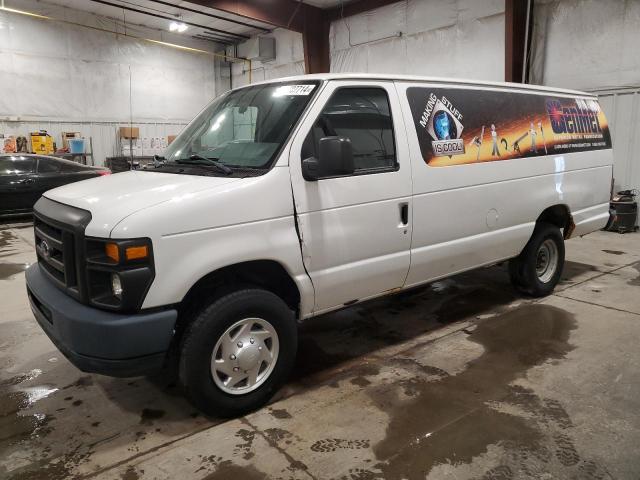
[61,131,81,150]
[168,135,177,145]
[31,131,54,155]
[119,127,140,139]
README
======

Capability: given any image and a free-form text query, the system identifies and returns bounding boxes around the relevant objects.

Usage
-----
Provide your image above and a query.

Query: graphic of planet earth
[434,110,457,140]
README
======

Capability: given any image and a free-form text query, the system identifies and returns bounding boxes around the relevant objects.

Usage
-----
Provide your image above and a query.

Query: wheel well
[176,260,301,330]
[537,205,575,239]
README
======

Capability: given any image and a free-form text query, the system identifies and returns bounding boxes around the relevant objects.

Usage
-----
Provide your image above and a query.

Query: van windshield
[162,82,320,172]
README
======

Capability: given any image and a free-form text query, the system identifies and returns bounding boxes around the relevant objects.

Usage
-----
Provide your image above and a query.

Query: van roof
[246,73,596,98]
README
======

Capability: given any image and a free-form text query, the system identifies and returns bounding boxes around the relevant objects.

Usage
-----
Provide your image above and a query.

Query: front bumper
[26,263,177,377]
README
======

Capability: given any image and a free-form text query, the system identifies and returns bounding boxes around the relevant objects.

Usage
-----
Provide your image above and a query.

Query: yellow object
[125,245,149,261]
[105,243,120,263]
[30,132,54,154]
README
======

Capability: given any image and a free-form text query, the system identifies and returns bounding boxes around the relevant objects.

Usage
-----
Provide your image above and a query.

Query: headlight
[111,273,123,298]
[85,237,155,312]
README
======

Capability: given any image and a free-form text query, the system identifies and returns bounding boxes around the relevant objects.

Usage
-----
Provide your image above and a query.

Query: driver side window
[302,87,397,176]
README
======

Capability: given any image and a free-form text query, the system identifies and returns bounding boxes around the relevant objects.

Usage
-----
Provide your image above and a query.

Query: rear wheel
[509,222,565,297]
[179,288,297,417]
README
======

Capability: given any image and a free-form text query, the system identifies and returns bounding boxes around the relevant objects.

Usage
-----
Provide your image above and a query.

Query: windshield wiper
[174,154,233,175]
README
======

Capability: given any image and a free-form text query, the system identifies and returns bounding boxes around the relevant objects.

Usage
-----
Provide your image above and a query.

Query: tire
[508,257,526,290]
[179,288,297,417]
[508,222,565,297]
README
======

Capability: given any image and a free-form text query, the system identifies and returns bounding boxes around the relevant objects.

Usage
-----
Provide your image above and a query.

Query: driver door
[289,81,413,314]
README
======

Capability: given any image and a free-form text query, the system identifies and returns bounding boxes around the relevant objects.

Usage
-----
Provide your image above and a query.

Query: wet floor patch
[0,262,28,281]
[0,378,60,479]
[560,261,599,284]
[268,408,292,420]
[0,388,55,446]
[201,461,267,480]
[291,269,517,388]
[139,408,166,425]
[0,229,18,249]
[121,465,141,480]
[365,304,610,479]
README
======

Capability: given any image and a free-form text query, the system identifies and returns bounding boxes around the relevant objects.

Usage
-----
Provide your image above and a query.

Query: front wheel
[509,222,565,297]
[179,289,297,417]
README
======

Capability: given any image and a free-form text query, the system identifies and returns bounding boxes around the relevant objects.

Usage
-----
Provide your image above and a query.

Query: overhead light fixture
[0,5,49,19]
[169,21,188,33]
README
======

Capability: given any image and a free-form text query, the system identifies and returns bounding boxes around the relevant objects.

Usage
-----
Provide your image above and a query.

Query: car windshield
[163,82,320,171]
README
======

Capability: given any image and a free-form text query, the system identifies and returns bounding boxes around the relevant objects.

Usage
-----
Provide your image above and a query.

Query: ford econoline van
[25,74,613,416]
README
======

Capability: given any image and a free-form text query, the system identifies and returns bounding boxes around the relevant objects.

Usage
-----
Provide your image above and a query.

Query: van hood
[44,171,241,237]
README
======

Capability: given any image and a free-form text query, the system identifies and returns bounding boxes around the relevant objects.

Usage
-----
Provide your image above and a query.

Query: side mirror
[301,156,319,181]
[302,136,354,181]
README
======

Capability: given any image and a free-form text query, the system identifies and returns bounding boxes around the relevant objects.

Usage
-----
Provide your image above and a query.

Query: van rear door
[289,80,413,313]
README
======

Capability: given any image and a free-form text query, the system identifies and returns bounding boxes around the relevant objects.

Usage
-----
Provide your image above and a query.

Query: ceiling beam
[325,0,403,22]
[88,0,249,39]
[302,7,330,74]
[505,0,534,83]
[146,0,271,32]
[184,0,315,33]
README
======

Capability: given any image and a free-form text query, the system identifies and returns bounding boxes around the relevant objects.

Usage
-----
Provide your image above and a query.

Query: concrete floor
[1,224,639,480]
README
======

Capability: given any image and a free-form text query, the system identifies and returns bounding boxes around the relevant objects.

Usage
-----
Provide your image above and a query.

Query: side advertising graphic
[406,87,612,167]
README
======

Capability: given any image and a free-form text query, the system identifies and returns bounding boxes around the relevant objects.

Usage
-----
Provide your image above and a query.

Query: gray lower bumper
[25,263,177,377]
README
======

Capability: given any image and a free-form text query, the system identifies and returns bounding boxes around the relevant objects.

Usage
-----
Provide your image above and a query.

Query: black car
[0,154,110,217]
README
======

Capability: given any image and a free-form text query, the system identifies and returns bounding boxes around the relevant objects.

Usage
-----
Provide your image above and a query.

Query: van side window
[302,88,397,175]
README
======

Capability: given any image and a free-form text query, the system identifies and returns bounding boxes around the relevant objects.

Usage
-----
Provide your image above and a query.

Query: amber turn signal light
[125,245,149,261]
[105,243,119,262]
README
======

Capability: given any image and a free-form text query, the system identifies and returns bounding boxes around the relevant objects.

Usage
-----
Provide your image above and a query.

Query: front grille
[34,217,74,286]
[33,197,91,303]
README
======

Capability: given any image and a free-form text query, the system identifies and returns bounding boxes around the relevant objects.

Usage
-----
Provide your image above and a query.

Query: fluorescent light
[169,21,187,33]
[0,6,50,19]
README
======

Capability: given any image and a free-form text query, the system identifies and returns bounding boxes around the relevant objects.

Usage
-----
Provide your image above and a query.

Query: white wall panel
[597,89,640,191]
[532,0,640,190]
[0,1,220,165]
[330,0,505,81]
[532,0,640,91]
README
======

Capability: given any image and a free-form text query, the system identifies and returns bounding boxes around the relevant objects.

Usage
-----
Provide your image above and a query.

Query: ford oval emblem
[39,240,51,259]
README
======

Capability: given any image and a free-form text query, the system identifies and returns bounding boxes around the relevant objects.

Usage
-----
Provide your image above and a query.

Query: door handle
[18,178,35,184]
[400,203,409,225]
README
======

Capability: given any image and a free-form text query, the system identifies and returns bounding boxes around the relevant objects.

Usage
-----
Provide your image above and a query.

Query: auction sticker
[273,85,315,96]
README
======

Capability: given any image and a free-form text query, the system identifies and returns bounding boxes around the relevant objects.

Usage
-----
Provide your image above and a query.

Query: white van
[26,74,613,415]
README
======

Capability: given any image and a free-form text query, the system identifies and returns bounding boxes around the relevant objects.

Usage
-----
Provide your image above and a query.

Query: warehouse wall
[0,1,220,165]
[225,28,305,89]
[597,88,640,192]
[228,0,506,88]
[531,0,640,190]
[330,0,505,81]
